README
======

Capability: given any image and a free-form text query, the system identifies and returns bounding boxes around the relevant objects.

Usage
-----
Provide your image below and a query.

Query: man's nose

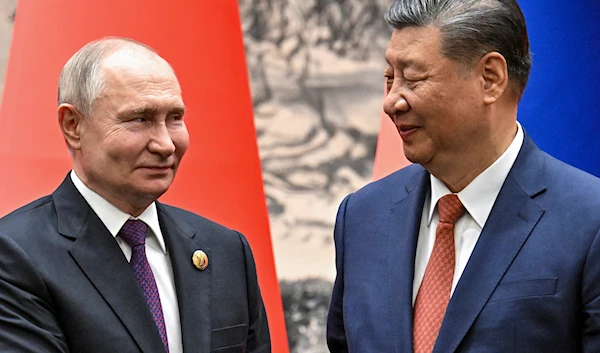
[148,123,176,157]
[383,90,409,118]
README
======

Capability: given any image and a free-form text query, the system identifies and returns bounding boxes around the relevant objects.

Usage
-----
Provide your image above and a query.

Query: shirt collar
[70,170,167,254]
[427,122,524,227]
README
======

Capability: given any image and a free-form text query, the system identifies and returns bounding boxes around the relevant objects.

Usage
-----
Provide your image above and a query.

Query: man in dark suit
[327,1,600,352]
[0,37,270,352]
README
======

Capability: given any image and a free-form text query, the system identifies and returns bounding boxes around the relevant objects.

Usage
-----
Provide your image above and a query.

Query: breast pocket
[211,323,247,352]
[488,277,558,303]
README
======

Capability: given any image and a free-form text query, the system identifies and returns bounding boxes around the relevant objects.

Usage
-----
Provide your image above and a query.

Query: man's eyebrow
[386,58,429,75]
[386,55,416,67]
[169,106,186,115]
[130,106,158,116]
[125,105,186,116]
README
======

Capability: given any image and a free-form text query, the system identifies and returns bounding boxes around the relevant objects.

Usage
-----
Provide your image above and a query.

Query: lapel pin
[192,250,209,271]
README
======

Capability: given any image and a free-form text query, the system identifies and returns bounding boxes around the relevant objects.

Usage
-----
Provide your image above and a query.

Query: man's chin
[403,150,424,165]
[138,183,173,201]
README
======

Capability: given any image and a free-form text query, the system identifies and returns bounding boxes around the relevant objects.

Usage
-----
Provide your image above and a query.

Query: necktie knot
[437,194,465,224]
[118,219,148,248]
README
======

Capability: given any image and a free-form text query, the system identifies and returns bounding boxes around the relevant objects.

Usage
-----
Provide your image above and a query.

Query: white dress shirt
[412,123,524,305]
[70,171,183,353]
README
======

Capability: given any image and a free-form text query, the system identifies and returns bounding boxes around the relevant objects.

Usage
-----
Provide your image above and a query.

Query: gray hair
[385,0,531,97]
[57,37,157,117]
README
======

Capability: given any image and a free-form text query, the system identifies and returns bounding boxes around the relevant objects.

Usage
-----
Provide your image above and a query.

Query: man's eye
[132,117,146,122]
[404,73,426,83]
[385,76,394,91]
[169,115,183,121]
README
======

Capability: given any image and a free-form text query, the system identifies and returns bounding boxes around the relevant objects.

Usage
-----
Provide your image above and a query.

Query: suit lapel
[158,204,212,353]
[387,167,429,353]
[434,134,547,353]
[54,178,166,353]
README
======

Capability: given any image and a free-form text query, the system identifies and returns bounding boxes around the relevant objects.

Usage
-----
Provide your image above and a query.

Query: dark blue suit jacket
[0,176,270,353]
[327,132,600,352]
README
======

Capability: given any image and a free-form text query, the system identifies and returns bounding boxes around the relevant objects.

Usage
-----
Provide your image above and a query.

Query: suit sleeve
[238,233,271,353]
[326,194,351,353]
[0,232,69,353]
[582,227,600,351]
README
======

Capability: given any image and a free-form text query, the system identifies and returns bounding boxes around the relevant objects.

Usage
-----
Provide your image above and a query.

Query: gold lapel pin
[192,250,208,271]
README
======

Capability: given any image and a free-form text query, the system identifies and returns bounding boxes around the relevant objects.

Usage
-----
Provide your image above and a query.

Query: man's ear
[478,52,510,104]
[58,104,84,150]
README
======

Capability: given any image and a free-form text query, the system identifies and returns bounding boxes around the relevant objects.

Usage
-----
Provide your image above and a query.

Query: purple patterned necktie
[119,219,169,353]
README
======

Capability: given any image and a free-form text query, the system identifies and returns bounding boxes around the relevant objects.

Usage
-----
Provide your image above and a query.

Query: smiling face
[383,26,495,181]
[72,46,189,215]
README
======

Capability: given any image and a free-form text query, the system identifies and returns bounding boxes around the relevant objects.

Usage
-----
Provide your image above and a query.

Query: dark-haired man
[327,1,600,352]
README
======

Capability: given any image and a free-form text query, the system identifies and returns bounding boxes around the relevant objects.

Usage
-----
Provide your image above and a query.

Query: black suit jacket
[0,176,270,353]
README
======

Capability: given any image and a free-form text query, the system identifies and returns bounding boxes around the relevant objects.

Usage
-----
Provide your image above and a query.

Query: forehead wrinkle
[387,27,444,70]
[99,68,183,111]
[103,68,180,92]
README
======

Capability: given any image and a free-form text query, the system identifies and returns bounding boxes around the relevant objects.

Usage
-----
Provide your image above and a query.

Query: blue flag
[519,1,600,176]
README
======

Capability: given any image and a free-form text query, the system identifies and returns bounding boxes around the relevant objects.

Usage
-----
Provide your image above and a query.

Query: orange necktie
[413,194,465,353]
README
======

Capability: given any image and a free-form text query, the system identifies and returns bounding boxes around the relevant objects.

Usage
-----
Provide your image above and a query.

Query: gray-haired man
[0,37,270,353]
